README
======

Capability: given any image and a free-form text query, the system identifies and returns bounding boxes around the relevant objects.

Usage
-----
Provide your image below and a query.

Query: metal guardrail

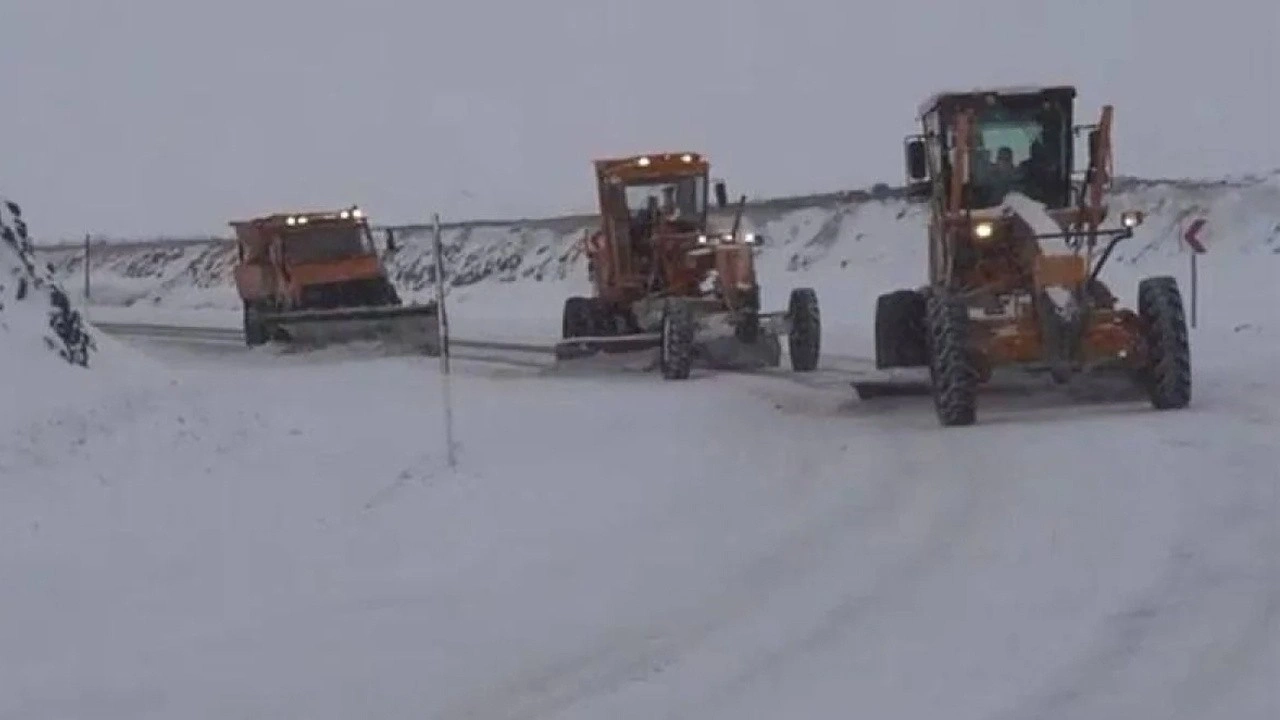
[91,319,881,390]
[91,320,559,358]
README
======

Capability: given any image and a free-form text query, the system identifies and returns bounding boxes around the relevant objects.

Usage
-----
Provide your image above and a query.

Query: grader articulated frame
[554,151,820,379]
[861,86,1191,425]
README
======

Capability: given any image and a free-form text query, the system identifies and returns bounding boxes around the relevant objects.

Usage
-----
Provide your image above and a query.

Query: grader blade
[850,368,933,399]
[553,332,662,361]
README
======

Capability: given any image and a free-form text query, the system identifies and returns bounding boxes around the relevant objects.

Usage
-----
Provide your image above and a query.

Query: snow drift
[34,174,1280,342]
[1,196,172,472]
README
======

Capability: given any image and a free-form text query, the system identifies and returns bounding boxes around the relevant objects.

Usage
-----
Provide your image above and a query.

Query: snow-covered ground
[5,180,1279,718]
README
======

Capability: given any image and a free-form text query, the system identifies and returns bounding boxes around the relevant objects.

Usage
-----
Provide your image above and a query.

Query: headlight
[352,207,365,219]
[697,232,756,245]
[1120,210,1144,228]
[295,216,308,225]
[637,156,651,167]
[339,210,351,219]
[974,221,994,239]
[286,216,297,226]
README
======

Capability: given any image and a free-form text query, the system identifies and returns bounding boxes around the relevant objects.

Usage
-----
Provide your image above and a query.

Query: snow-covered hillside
[36,175,1280,344]
[0,196,175,478]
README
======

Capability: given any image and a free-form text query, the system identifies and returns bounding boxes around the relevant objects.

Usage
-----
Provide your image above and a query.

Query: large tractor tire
[926,291,977,427]
[1137,276,1191,409]
[659,299,695,380]
[562,296,604,339]
[376,279,403,306]
[875,289,928,368]
[243,303,268,347]
[787,287,821,372]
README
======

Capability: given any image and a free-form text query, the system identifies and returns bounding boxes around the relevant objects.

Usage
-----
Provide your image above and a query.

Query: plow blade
[553,333,662,361]
[849,367,933,399]
[262,303,441,355]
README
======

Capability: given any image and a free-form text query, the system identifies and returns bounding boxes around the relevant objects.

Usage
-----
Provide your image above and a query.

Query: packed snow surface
[5,179,1279,718]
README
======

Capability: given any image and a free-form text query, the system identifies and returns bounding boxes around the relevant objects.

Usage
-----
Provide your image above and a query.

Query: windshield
[623,174,706,226]
[953,103,1069,208]
[282,223,372,263]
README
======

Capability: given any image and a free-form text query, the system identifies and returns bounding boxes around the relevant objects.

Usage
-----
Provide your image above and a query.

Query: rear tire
[562,296,601,338]
[787,288,820,372]
[875,289,928,368]
[926,292,977,426]
[659,300,695,380]
[1138,276,1191,409]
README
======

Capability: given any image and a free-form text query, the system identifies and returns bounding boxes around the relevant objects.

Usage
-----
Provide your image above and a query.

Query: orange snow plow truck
[231,206,439,354]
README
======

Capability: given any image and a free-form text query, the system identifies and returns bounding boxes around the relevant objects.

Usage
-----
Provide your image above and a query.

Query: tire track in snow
[436,423,943,720]
[988,422,1280,720]
[666,425,1015,719]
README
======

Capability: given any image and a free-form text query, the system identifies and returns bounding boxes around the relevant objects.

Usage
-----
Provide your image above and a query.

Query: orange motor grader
[861,86,1191,425]
[554,151,820,379]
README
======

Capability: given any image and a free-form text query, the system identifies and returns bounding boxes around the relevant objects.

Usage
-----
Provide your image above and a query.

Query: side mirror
[905,139,928,182]
[714,181,728,208]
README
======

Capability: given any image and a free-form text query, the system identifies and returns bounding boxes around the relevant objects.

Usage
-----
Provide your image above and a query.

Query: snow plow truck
[231,206,440,355]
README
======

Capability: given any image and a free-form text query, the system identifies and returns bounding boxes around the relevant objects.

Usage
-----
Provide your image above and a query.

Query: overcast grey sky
[3,0,1277,239]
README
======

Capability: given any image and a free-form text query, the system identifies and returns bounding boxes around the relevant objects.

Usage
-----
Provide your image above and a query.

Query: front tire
[1138,276,1191,409]
[926,292,977,426]
[659,300,695,380]
[787,288,820,372]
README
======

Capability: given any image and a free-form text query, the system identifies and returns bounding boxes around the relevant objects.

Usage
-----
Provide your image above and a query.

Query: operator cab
[594,152,731,288]
[234,207,377,265]
[905,86,1077,210]
[280,216,376,265]
[624,174,708,254]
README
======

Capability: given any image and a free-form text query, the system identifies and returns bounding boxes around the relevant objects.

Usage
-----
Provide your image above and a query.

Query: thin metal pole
[83,233,91,301]
[432,213,456,469]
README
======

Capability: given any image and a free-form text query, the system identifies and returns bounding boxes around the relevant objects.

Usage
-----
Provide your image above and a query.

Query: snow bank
[1,197,171,471]
[2,198,95,368]
[35,176,1280,339]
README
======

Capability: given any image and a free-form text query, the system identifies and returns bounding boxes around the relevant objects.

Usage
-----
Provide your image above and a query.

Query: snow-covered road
[3,317,1276,719]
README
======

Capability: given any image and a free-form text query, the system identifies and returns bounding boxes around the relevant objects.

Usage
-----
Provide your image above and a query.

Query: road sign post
[432,213,457,469]
[1183,218,1207,328]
